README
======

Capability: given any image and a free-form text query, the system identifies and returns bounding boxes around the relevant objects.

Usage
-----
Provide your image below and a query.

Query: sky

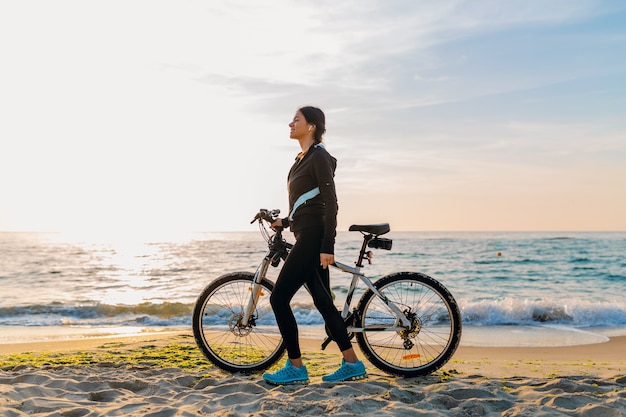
[1,0,625,235]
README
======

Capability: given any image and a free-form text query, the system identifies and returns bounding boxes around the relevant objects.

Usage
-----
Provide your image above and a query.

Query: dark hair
[298,106,326,143]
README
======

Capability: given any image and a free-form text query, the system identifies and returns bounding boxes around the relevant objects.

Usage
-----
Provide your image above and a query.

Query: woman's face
[289,111,311,140]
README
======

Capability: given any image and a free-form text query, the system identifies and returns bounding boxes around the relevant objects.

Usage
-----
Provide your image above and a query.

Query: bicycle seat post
[348,223,390,267]
[356,234,374,267]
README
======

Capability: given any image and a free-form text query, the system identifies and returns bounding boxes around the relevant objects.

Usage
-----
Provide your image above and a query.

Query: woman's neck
[298,137,315,153]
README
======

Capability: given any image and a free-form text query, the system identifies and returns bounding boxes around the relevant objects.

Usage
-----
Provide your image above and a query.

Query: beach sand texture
[1,331,625,416]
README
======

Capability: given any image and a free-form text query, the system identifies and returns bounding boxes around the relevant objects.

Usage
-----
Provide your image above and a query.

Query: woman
[262,106,367,385]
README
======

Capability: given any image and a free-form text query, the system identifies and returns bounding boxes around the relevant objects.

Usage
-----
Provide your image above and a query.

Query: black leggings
[270,226,352,359]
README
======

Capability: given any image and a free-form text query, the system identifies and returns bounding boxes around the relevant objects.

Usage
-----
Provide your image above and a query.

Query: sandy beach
[1,330,625,416]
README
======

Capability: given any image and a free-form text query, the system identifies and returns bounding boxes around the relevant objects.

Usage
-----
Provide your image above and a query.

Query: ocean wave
[461,298,626,327]
[0,302,194,327]
[2,298,625,329]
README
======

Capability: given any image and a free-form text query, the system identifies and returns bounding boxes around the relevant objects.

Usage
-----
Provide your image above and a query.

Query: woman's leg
[314,266,366,381]
[269,229,321,361]
[307,265,355,356]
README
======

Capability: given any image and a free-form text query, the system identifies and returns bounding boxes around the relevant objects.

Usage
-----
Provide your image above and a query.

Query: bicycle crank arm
[320,336,332,350]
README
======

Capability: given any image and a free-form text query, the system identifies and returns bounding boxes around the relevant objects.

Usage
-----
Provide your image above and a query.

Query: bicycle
[192,209,462,377]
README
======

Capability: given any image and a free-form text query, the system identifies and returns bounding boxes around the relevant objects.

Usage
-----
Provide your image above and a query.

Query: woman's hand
[270,219,283,229]
[320,253,334,269]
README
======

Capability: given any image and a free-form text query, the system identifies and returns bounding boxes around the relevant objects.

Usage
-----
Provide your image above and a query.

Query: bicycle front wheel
[192,272,285,373]
[355,272,462,377]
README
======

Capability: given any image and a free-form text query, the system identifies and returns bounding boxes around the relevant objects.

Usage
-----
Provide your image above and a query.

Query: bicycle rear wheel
[192,272,285,373]
[355,272,462,377]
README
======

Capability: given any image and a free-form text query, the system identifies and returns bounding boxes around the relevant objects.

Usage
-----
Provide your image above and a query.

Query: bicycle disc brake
[397,310,421,350]
[228,313,254,336]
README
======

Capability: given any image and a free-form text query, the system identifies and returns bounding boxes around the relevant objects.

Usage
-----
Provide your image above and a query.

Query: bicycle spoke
[193,274,285,372]
[356,272,461,377]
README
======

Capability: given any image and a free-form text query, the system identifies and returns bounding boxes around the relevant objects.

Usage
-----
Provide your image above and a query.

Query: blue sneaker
[322,359,367,382]
[263,359,309,385]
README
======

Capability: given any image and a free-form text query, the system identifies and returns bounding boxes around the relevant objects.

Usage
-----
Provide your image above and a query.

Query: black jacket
[282,144,338,254]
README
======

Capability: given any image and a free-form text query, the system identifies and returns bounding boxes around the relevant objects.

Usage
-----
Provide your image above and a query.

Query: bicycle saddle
[348,223,390,236]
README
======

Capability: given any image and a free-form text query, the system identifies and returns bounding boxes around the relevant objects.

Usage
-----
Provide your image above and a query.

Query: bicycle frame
[332,260,412,330]
[241,223,411,331]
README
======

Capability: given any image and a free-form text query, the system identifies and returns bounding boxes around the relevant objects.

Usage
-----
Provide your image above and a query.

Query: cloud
[1,0,625,231]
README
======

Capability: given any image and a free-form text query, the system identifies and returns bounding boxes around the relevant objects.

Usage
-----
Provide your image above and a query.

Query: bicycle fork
[240,257,272,327]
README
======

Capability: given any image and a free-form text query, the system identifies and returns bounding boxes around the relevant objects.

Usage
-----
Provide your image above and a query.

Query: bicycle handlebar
[250,208,281,225]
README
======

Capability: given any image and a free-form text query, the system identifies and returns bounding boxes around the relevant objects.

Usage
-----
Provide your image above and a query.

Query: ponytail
[298,106,326,143]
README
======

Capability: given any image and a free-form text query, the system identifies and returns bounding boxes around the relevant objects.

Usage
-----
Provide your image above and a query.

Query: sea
[1,230,625,348]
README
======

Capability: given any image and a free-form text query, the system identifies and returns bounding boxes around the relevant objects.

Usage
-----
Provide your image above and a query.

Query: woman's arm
[311,150,338,256]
